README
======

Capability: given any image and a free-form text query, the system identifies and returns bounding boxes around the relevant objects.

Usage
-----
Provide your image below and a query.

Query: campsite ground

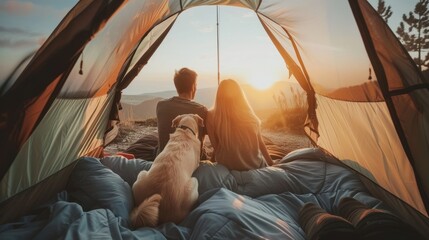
[104,120,312,158]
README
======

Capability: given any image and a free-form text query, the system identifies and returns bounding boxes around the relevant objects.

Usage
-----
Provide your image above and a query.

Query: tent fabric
[353,0,429,210]
[0,0,428,225]
[1,93,114,202]
[315,94,425,214]
[0,163,78,225]
[255,0,427,215]
[0,1,124,178]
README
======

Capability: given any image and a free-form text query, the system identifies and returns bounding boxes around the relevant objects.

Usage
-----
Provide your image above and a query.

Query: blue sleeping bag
[0,148,389,239]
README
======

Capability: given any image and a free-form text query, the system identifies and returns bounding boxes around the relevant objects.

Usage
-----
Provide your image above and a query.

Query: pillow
[100,156,152,186]
[192,161,237,195]
[67,157,133,224]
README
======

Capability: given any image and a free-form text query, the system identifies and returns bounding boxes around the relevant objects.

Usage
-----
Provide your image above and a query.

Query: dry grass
[263,87,308,133]
[262,108,306,132]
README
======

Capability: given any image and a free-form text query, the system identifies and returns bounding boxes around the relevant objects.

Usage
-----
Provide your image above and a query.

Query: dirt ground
[262,129,312,154]
[105,123,312,156]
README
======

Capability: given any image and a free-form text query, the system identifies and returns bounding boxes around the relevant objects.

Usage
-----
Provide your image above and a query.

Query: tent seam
[389,83,429,96]
[256,0,262,12]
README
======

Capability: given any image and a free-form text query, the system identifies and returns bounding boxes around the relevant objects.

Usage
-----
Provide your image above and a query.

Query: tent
[0,0,428,231]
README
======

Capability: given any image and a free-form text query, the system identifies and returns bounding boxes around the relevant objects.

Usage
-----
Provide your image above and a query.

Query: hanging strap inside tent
[79,50,84,75]
[216,6,220,85]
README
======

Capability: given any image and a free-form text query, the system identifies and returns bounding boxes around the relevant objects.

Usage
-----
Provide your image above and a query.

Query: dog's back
[131,114,202,228]
[130,159,197,227]
[131,130,200,227]
[154,133,199,223]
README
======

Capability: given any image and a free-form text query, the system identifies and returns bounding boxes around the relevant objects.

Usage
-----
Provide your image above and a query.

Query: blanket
[0,148,391,239]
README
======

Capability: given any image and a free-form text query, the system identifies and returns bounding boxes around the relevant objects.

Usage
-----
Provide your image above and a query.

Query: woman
[206,79,273,171]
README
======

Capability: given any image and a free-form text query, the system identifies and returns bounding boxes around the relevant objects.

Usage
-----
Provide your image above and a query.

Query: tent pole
[216,6,220,85]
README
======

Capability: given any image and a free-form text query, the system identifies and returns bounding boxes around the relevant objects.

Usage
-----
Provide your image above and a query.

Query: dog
[130,114,204,228]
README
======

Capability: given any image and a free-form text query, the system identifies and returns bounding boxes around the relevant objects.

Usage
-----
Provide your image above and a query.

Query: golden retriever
[130,114,204,228]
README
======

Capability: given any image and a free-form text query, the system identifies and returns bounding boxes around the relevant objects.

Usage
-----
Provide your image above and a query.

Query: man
[156,68,207,157]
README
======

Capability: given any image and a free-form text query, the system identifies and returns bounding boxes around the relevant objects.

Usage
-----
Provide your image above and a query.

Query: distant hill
[119,97,163,121]
[121,90,177,105]
[119,81,305,121]
[321,69,429,101]
[328,81,383,101]
[121,95,160,105]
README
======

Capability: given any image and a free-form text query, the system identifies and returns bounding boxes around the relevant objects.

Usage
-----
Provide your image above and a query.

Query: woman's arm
[258,131,273,166]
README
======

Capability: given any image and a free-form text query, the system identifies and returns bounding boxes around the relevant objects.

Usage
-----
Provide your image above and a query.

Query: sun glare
[245,70,280,90]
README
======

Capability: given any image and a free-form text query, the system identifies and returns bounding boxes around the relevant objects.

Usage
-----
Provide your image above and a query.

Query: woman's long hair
[211,79,261,149]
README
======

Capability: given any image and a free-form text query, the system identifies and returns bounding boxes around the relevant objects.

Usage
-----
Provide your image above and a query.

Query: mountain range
[120,70,429,121]
[119,81,302,121]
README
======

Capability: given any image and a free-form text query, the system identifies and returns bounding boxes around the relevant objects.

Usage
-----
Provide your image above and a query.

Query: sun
[245,70,279,90]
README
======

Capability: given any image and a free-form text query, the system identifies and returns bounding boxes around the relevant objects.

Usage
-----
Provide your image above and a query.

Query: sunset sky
[0,0,419,94]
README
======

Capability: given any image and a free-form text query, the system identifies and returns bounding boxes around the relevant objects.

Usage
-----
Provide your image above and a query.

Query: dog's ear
[171,115,183,128]
[193,114,204,127]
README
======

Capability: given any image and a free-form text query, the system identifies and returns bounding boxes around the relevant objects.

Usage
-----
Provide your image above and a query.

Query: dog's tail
[130,194,162,228]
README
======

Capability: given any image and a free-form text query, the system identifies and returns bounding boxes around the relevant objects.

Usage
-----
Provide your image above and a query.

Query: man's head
[174,68,197,99]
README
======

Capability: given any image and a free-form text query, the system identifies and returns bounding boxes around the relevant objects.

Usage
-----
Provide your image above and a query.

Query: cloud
[0,0,34,15]
[0,1,70,18]
[0,25,40,36]
[0,37,45,48]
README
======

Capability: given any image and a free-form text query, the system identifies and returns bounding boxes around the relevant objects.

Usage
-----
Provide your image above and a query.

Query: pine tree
[377,0,393,23]
[396,0,429,71]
